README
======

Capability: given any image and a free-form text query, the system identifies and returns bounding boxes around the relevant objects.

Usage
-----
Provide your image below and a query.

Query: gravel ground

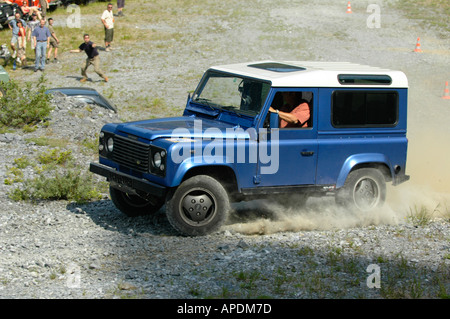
[0,0,449,300]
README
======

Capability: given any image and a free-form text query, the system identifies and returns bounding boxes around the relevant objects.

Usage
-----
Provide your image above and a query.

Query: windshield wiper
[193,98,216,111]
[190,97,221,117]
[220,106,242,117]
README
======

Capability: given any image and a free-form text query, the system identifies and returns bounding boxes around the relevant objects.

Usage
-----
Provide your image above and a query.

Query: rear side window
[332,91,398,127]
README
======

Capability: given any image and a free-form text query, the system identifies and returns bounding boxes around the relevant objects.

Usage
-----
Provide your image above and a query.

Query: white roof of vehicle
[209,61,408,88]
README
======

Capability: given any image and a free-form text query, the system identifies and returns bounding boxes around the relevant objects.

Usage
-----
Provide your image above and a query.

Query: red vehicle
[11,0,42,7]
[10,0,60,9]
[10,1,98,9]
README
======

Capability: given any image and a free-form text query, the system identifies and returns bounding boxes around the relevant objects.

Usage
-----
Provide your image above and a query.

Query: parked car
[90,61,410,236]
[9,0,60,9]
[45,87,117,112]
[60,0,106,6]
[0,2,21,27]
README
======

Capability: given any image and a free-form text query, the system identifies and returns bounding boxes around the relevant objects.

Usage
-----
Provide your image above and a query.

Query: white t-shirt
[101,10,114,29]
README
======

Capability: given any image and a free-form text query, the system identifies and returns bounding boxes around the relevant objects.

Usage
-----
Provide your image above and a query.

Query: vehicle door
[255,88,318,187]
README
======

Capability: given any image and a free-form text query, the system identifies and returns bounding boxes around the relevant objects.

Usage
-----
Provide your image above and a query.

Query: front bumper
[89,162,167,198]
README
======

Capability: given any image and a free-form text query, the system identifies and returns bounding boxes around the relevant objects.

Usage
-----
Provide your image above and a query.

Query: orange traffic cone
[414,37,422,52]
[443,81,450,100]
[346,1,353,13]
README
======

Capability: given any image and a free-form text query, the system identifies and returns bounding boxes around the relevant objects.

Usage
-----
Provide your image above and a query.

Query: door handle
[301,151,314,156]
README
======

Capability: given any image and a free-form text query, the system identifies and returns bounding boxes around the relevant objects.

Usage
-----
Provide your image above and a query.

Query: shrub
[38,149,73,165]
[8,169,102,203]
[0,76,53,129]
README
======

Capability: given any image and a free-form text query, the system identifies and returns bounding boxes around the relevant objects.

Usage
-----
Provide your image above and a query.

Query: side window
[267,91,313,129]
[332,91,398,127]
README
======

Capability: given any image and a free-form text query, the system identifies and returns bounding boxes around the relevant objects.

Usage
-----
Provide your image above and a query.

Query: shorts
[105,28,114,43]
[10,34,18,45]
[50,39,59,48]
[117,0,125,9]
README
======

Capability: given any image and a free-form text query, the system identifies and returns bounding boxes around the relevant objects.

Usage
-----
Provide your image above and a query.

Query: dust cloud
[226,130,450,236]
[227,199,404,235]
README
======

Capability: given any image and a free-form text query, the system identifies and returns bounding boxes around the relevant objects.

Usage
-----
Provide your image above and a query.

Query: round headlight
[153,152,161,168]
[106,137,114,152]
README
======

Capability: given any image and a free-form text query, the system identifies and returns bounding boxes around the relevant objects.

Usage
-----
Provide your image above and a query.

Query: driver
[269,92,310,128]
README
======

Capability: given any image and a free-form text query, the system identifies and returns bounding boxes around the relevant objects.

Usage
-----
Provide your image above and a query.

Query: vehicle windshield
[192,71,271,116]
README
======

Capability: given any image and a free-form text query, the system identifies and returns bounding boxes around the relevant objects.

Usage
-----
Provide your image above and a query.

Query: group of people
[7,11,57,70]
[5,1,125,82]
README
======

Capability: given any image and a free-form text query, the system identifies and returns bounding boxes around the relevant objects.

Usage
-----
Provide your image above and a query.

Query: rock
[118,282,137,291]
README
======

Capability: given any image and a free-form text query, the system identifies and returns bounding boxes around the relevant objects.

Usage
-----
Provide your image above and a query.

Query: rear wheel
[165,175,230,236]
[110,186,164,217]
[336,168,386,211]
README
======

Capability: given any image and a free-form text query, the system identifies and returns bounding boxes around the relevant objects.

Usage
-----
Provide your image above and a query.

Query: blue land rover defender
[90,61,410,236]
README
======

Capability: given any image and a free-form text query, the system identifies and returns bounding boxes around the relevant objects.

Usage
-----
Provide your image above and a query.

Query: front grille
[113,135,150,173]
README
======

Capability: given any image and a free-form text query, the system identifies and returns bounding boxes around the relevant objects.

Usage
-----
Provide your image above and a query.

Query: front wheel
[110,186,164,217]
[335,168,386,211]
[165,175,230,236]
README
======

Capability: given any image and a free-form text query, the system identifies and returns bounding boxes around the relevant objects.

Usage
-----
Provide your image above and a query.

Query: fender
[170,155,237,188]
[336,153,392,188]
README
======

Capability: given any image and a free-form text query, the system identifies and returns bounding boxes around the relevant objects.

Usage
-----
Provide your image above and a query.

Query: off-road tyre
[110,186,164,217]
[165,175,230,236]
[335,168,386,211]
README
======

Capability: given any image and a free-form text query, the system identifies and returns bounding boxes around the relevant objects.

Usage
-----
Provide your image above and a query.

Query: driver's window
[266,91,313,129]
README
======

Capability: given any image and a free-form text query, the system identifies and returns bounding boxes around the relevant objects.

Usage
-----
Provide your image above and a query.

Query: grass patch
[406,203,449,226]
[394,0,450,35]
[5,148,105,203]
[25,137,69,148]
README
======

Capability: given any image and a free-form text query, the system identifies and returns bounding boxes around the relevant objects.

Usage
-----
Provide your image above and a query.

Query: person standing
[39,0,48,19]
[16,20,27,68]
[46,18,60,63]
[70,34,108,83]
[27,13,40,56]
[101,3,114,51]
[117,0,125,16]
[31,19,51,72]
[8,13,27,60]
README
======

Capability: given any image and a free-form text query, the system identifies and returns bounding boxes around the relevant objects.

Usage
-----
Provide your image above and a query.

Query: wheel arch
[180,165,239,196]
[336,154,392,189]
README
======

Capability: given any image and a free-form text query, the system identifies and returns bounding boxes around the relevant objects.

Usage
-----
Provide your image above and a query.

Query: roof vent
[338,74,392,85]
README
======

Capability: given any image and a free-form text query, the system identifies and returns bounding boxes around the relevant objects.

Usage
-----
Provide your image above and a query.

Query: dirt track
[0,0,449,299]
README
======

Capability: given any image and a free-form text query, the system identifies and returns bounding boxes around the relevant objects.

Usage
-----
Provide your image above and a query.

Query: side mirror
[270,111,279,129]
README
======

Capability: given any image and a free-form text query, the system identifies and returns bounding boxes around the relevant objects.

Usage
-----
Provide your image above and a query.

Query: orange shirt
[280,102,310,128]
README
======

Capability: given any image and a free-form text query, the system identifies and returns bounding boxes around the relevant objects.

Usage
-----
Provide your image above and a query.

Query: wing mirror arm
[270,111,279,129]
